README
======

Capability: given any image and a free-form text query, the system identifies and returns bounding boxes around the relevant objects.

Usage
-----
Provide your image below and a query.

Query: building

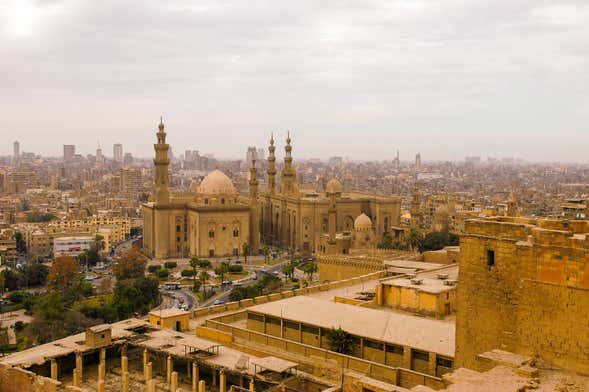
[12,141,19,163]
[260,134,401,253]
[113,143,123,162]
[143,119,255,259]
[377,264,458,319]
[120,167,144,194]
[53,236,94,257]
[63,145,76,162]
[148,308,190,331]
[123,152,134,166]
[0,229,17,264]
[456,216,589,374]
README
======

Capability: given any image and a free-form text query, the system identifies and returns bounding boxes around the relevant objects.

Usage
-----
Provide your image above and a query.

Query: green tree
[242,242,250,262]
[406,229,423,251]
[199,271,210,295]
[325,327,357,355]
[302,262,317,281]
[189,256,200,290]
[378,233,394,249]
[262,246,270,263]
[215,262,229,283]
[419,231,457,252]
[282,262,295,282]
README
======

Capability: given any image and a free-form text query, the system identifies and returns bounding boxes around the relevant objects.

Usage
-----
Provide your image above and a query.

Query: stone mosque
[143,119,402,258]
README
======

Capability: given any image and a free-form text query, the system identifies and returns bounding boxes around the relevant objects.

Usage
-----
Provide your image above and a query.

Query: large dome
[325,178,343,194]
[354,213,372,230]
[199,170,236,194]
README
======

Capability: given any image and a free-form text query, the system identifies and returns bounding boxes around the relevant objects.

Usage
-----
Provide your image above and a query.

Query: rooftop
[247,296,455,357]
[148,308,190,318]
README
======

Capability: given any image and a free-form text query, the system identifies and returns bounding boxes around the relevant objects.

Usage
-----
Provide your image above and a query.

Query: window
[363,339,383,350]
[176,225,181,232]
[436,356,453,368]
[204,198,209,205]
[301,324,318,334]
[487,250,495,267]
[386,344,403,355]
[208,230,215,238]
[209,249,215,257]
[412,349,429,361]
[233,248,239,256]
[233,229,239,237]
[248,312,264,322]
[221,198,225,204]
[266,316,281,326]
[222,226,226,231]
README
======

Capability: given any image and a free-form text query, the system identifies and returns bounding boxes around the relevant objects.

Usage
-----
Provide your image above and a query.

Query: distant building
[465,156,481,165]
[63,145,76,162]
[53,236,94,257]
[13,141,19,162]
[415,153,422,171]
[123,152,134,166]
[113,143,123,162]
[120,167,143,194]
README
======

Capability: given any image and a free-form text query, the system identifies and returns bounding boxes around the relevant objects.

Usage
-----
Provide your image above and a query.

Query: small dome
[325,178,343,194]
[199,170,236,195]
[354,213,372,230]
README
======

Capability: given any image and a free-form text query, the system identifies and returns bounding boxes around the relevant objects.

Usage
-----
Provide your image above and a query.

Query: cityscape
[1,1,589,392]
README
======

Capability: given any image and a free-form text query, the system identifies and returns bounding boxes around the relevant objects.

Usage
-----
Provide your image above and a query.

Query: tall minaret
[249,159,260,253]
[267,133,277,194]
[280,132,297,195]
[411,186,422,229]
[154,117,170,205]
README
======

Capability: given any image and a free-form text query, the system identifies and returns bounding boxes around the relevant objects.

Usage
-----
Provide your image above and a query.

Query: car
[213,299,224,305]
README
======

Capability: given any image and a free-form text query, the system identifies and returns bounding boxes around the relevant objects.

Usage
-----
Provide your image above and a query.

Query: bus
[162,282,181,290]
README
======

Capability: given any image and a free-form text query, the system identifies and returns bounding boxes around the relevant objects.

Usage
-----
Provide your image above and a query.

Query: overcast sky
[1,0,588,162]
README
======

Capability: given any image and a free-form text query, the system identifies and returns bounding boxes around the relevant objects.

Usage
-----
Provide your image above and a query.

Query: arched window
[208,230,215,238]
[221,198,225,205]
[233,229,239,237]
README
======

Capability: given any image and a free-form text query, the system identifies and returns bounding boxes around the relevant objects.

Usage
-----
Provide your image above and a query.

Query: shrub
[181,269,195,277]
[157,269,169,278]
[164,261,177,269]
[228,264,243,273]
[197,259,211,268]
[147,265,160,273]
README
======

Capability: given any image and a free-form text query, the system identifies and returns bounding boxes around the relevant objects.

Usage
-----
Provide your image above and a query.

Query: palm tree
[199,271,210,295]
[242,243,250,263]
[189,256,199,291]
[262,246,270,263]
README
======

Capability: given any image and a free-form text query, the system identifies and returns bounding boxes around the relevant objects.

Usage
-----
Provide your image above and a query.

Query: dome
[199,170,236,194]
[325,178,343,194]
[354,213,372,230]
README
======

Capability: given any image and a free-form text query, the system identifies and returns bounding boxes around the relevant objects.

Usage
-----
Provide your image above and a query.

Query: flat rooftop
[247,296,455,357]
[149,308,190,318]
[380,264,459,294]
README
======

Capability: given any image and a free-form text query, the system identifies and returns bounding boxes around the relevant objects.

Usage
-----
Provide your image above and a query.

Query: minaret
[280,132,297,195]
[154,117,170,205]
[328,192,337,244]
[507,191,517,217]
[411,186,422,229]
[249,159,260,253]
[267,133,276,194]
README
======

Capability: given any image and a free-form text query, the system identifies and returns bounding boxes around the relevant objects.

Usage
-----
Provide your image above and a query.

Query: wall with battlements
[456,217,589,374]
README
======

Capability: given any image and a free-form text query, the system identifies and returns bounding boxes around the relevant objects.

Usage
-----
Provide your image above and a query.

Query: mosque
[143,119,402,258]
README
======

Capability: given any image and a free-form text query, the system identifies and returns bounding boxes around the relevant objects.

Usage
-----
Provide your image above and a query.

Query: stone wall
[0,363,59,392]
[455,218,589,374]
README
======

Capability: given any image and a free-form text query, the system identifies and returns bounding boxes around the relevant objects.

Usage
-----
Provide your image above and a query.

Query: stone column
[98,363,105,382]
[402,346,412,370]
[428,352,437,376]
[249,378,255,392]
[192,363,199,392]
[144,362,153,383]
[167,355,174,384]
[72,369,80,387]
[171,371,179,392]
[198,380,206,392]
[219,369,226,392]
[50,359,58,380]
[75,353,83,383]
[121,356,128,373]
[97,379,105,392]
[99,347,106,380]
[122,371,129,392]
[146,379,156,392]
[143,349,149,366]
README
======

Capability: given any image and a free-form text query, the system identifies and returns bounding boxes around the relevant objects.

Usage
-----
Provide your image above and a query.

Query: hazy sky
[1,0,588,162]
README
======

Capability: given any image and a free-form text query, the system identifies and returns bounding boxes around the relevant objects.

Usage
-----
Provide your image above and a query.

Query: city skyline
[2,1,589,162]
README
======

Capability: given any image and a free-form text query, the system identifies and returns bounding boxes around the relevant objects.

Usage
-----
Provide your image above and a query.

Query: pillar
[192,363,199,392]
[72,369,80,387]
[144,362,153,382]
[122,371,129,392]
[198,380,206,392]
[98,363,105,382]
[146,379,156,392]
[171,371,178,392]
[122,344,128,357]
[428,352,437,376]
[219,369,226,392]
[121,355,128,373]
[50,359,58,380]
[97,379,105,392]
[99,347,106,380]
[249,378,255,392]
[403,346,412,370]
[75,353,83,383]
[143,349,149,366]
[167,355,173,384]
[212,368,217,386]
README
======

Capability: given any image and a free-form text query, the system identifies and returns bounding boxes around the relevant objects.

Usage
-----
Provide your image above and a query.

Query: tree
[419,231,458,252]
[406,229,423,251]
[199,271,210,295]
[215,262,229,284]
[47,255,79,292]
[302,262,317,281]
[112,277,159,319]
[282,262,295,282]
[262,246,270,263]
[113,247,147,280]
[242,243,250,262]
[189,257,200,290]
[325,327,357,355]
[378,233,394,249]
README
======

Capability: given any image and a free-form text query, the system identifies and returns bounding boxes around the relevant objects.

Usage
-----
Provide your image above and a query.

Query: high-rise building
[113,143,123,162]
[96,148,103,163]
[63,145,76,162]
[123,152,134,166]
[13,141,20,159]
[415,152,422,171]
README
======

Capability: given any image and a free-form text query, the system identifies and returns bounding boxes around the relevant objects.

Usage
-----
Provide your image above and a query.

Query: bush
[147,265,160,273]
[228,264,243,273]
[181,269,195,277]
[164,261,177,269]
[197,259,211,268]
[157,269,169,278]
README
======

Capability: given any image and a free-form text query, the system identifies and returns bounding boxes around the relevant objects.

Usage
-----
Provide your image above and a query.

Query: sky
[1,0,588,162]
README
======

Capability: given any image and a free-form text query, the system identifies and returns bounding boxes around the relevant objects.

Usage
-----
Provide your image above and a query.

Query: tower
[411,186,422,229]
[153,117,170,205]
[280,132,297,195]
[113,143,123,163]
[415,153,422,171]
[267,133,276,194]
[249,159,260,253]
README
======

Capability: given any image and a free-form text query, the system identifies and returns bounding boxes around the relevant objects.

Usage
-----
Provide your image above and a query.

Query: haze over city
[2,0,589,162]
